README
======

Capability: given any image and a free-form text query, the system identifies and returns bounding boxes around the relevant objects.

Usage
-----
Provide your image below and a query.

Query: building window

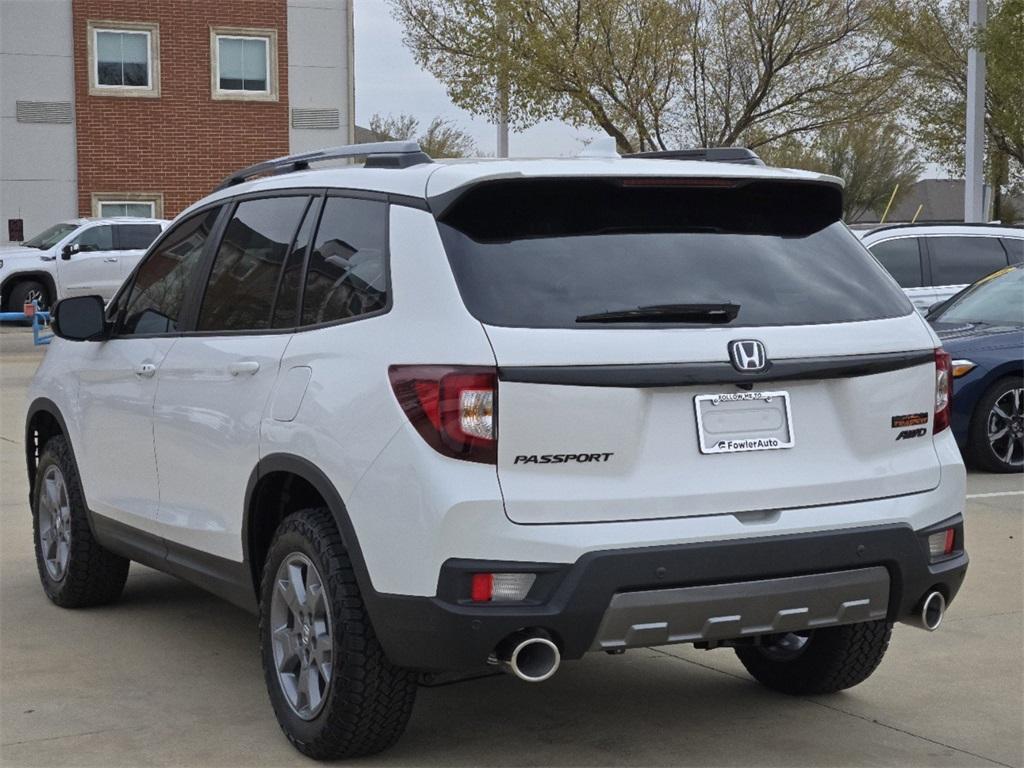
[99,201,155,218]
[210,27,278,101]
[92,193,164,219]
[87,21,160,97]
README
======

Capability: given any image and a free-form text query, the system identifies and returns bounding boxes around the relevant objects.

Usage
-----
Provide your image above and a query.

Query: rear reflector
[470,572,537,602]
[934,349,952,433]
[389,365,497,464]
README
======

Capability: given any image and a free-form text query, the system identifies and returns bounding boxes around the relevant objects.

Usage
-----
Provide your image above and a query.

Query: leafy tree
[391,0,903,153]
[368,113,477,158]
[757,122,922,220]
[881,0,1023,214]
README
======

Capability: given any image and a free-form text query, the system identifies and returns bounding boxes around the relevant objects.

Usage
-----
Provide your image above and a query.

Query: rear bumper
[369,516,967,671]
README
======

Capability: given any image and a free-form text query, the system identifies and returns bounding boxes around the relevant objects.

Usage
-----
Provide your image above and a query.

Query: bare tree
[391,0,902,153]
[368,113,477,157]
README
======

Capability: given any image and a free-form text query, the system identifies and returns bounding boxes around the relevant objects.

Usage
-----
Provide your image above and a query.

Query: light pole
[964,0,987,222]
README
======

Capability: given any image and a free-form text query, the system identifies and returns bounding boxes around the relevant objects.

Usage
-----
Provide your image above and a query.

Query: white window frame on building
[210,27,279,102]
[87,20,160,98]
[92,193,164,219]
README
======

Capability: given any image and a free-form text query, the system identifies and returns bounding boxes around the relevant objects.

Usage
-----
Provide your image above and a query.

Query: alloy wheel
[987,387,1024,468]
[270,552,333,720]
[37,465,71,581]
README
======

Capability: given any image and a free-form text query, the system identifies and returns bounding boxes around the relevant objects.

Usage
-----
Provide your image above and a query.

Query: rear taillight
[934,348,952,433]
[388,365,497,464]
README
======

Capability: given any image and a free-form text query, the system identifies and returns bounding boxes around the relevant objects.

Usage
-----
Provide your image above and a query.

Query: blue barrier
[0,302,53,345]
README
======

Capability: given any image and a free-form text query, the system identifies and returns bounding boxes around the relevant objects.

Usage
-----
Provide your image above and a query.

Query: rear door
[113,222,163,282]
[436,177,941,525]
[151,195,311,560]
[924,235,1011,302]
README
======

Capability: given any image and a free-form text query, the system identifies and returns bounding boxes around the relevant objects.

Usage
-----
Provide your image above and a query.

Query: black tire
[259,508,418,760]
[735,620,892,695]
[32,436,130,607]
[966,376,1024,473]
[7,279,50,313]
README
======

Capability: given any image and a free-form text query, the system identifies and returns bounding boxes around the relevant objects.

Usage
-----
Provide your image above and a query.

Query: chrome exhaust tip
[901,590,946,631]
[493,630,561,683]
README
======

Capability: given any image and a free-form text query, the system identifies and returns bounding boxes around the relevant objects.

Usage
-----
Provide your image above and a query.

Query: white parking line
[966,491,1024,499]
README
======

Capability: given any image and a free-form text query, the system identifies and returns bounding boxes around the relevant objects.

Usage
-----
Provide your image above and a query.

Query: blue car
[928,265,1023,472]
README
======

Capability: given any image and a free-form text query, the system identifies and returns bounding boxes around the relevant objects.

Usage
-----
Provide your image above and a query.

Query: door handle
[134,362,156,378]
[229,360,260,376]
[103,257,118,263]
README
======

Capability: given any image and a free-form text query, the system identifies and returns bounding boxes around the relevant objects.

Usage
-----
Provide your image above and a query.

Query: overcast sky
[353,1,604,157]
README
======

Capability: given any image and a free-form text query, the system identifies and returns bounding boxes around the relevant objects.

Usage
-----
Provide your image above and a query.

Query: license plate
[694,391,795,454]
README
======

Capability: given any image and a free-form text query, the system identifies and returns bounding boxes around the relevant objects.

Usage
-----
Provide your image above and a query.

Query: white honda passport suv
[26,142,969,760]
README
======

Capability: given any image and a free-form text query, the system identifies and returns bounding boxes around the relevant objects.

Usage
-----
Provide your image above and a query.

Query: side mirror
[61,243,80,260]
[924,299,946,318]
[52,295,109,341]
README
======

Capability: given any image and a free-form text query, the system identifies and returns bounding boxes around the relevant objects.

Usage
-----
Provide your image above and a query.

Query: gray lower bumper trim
[590,566,890,651]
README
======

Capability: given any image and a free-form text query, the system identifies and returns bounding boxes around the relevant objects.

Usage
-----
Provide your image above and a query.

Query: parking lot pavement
[1,325,1021,768]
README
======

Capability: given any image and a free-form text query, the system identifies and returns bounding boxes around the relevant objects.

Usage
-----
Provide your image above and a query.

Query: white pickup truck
[1,217,167,312]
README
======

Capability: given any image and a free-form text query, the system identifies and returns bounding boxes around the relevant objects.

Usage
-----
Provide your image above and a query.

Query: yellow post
[911,203,924,223]
[880,183,900,224]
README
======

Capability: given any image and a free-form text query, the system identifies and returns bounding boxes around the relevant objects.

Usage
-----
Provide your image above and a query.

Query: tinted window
[928,236,1008,286]
[116,224,162,250]
[198,196,310,332]
[301,197,387,326]
[438,179,910,328]
[869,238,922,288]
[272,199,317,328]
[73,225,113,252]
[1002,237,1023,264]
[121,208,220,335]
[937,268,1024,326]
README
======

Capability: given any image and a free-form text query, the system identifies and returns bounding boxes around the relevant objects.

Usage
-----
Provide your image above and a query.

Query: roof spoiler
[214,141,433,191]
[626,147,764,166]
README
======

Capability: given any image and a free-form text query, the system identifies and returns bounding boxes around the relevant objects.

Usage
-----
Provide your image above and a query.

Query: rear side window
[927,236,1009,286]
[197,196,310,332]
[300,197,387,326]
[869,238,923,288]
[121,208,220,335]
[437,178,910,328]
[116,224,162,250]
[1001,237,1023,264]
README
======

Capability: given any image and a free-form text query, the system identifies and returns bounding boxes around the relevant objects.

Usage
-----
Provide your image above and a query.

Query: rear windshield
[436,178,912,328]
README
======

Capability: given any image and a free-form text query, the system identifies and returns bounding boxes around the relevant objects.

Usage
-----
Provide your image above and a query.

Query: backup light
[928,528,955,559]
[470,572,537,602]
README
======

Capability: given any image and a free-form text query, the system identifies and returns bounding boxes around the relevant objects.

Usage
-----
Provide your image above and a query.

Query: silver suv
[857,224,1024,312]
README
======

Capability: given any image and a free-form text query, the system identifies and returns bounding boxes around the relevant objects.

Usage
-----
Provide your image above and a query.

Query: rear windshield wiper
[576,303,740,324]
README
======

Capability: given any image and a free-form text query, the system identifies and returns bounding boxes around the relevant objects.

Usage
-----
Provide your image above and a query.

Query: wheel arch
[2,270,57,309]
[244,453,375,604]
[25,398,77,509]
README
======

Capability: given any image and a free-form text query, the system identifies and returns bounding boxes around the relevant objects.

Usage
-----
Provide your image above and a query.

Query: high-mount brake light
[620,177,739,188]
[388,365,497,464]
[934,349,953,433]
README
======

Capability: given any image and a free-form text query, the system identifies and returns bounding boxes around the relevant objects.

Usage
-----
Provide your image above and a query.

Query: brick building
[1,0,355,243]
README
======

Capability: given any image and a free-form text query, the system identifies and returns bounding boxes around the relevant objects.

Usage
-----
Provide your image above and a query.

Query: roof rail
[215,141,433,191]
[626,147,764,166]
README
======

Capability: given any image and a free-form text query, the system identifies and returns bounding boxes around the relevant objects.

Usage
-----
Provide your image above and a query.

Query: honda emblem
[728,340,768,372]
